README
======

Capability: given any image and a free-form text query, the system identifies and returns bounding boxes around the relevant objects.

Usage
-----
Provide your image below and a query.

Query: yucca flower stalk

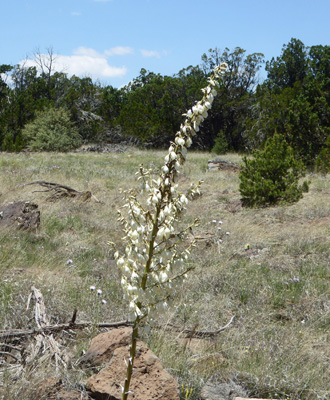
[115,63,228,400]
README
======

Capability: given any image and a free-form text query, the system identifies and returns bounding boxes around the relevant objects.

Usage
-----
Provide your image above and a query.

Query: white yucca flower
[115,62,228,400]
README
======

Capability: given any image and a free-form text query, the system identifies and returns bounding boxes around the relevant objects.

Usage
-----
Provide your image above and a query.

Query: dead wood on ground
[24,181,98,202]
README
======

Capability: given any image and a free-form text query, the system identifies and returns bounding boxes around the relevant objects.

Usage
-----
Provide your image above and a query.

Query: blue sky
[1,0,330,88]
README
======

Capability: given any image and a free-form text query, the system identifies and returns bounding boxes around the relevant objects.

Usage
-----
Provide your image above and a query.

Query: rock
[200,378,247,400]
[234,398,278,400]
[79,143,128,153]
[79,326,132,366]
[56,390,89,400]
[0,201,40,230]
[86,328,180,400]
[33,377,88,400]
[224,199,242,213]
[207,159,240,172]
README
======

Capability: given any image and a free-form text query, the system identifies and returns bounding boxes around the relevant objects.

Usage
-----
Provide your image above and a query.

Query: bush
[315,135,330,173]
[22,107,82,152]
[211,130,228,154]
[239,134,309,207]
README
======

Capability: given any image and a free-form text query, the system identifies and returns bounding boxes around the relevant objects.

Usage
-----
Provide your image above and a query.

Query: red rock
[86,328,180,400]
[80,326,132,366]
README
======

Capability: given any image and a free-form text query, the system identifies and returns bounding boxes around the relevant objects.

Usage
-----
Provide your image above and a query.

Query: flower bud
[185,137,193,147]
[169,151,177,161]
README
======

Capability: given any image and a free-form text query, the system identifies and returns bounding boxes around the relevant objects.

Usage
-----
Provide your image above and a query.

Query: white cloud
[71,11,81,16]
[105,46,134,56]
[20,47,127,80]
[140,49,161,58]
[0,73,13,87]
[73,47,102,58]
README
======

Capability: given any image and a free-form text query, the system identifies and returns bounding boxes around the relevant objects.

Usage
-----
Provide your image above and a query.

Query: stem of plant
[122,316,140,400]
[122,206,161,400]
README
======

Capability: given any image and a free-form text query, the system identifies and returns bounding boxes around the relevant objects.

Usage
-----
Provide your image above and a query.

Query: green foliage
[1,129,25,152]
[22,107,81,152]
[1,40,330,161]
[239,134,309,207]
[316,135,330,173]
[201,47,264,151]
[118,68,202,146]
[245,39,330,165]
[211,130,228,154]
[265,38,308,90]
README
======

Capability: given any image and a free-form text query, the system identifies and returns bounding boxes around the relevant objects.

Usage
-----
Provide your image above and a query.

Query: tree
[21,107,81,152]
[239,134,309,207]
[316,134,330,173]
[1,64,42,150]
[0,64,13,147]
[33,46,57,100]
[118,69,190,146]
[63,75,104,141]
[201,47,264,151]
[245,40,330,164]
[265,38,308,90]
[211,130,228,154]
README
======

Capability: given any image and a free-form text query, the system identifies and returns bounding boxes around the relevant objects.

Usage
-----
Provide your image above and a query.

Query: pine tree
[239,134,309,207]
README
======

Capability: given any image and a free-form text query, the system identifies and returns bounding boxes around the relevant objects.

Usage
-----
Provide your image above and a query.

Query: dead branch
[0,343,21,352]
[0,351,19,362]
[25,287,69,370]
[0,321,133,342]
[166,315,235,338]
[0,316,235,342]
[24,181,96,202]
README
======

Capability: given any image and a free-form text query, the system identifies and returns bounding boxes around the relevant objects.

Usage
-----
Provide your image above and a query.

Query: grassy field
[0,149,329,400]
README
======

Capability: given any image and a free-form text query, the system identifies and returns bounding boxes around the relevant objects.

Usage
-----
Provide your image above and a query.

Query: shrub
[211,130,228,154]
[315,135,330,174]
[22,107,82,152]
[239,134,309,207]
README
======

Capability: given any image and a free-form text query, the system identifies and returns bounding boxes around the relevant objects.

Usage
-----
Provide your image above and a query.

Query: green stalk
[123,198,162,399]
[122,316,140,400]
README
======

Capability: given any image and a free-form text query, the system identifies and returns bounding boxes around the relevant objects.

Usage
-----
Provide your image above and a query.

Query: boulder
[207,159,240,172]
[0,201,40,230]
[86,327,180,400]
[200,378,247,400]
[79,326,132,367]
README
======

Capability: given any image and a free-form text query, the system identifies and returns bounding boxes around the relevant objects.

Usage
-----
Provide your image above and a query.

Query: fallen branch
[24,181,98,202]
[0,343,21,352]
[0,316,235,342]
[166,315,235,338]
[0,351,19,362]
[0,321,134,341]
[25,287,69,370]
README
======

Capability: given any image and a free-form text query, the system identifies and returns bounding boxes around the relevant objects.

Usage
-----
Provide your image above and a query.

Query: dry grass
[0,149,329,400]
